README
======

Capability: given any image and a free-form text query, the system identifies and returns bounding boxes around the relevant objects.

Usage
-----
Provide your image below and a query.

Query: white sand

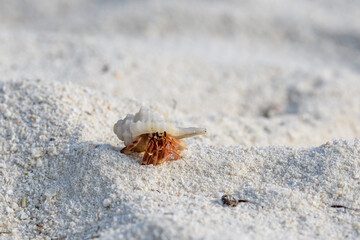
[0,1,360,239]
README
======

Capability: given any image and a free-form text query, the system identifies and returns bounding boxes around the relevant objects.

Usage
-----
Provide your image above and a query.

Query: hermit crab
[114,107,206,165]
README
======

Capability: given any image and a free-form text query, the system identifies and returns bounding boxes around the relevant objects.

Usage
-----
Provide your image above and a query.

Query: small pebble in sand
[21,196,27,208]
[221,194,238,207]
[103,198,112,208]
[31,148,43,159]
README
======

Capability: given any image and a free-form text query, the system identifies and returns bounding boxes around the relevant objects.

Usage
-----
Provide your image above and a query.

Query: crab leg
[170,136,183,160]
[120,136,143,154]
[140,132,191,165]
[168,135,187,151]
[159,133,168,160]
[151,140,159,165]
[157,137,172,165]
[170,141,180,160]
[142,138,155,165]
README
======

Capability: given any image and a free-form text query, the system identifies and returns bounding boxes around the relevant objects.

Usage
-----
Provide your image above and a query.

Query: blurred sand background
[1,0,360,147]
[0,0,360,239]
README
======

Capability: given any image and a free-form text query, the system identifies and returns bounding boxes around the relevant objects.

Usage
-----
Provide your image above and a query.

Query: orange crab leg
[167,135,187,150]
[139,132,189,165]
[159,137,168,159]
[170,140,180,160]
[120,136,143,154]
[156,137,172,165]
[142,137,155,165]
[151,140,159,165]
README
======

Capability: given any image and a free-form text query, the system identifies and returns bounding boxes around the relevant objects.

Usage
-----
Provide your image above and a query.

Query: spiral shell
[113,107,206,146]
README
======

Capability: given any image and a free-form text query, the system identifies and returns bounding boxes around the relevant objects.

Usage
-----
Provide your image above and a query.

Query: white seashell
[113,107,206,146]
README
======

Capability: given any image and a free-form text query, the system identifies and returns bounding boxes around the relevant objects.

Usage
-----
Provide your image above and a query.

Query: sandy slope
[0,79,359,239]
[0,0,360,239]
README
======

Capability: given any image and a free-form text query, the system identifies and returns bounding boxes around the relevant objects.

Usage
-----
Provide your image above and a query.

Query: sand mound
[1,0,360,239]
[1,79,359,239]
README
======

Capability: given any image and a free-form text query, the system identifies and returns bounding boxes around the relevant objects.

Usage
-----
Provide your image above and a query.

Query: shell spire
[170,127,207,139]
